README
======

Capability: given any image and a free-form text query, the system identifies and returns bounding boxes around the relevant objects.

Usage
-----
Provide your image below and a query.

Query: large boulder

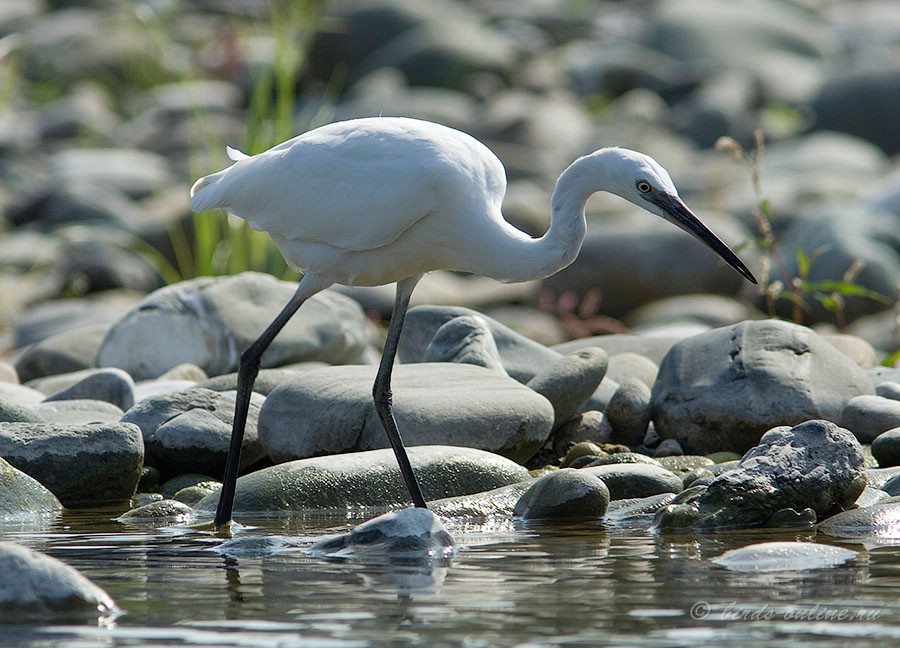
[651,320,874,454]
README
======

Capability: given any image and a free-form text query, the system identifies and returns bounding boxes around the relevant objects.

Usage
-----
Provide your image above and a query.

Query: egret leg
[214,274,330,530]
[373,275,429,509]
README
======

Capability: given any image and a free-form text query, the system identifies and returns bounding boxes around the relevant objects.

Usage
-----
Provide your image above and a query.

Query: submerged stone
[712,541,858,572]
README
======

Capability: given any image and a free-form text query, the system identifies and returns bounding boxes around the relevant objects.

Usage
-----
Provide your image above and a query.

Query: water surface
[3,507,899,647]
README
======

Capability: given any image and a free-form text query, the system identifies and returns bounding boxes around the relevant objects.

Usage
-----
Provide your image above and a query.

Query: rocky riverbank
[2,0,900,617]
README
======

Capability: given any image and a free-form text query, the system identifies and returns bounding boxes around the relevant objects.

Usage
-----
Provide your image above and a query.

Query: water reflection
[1,508,900,646]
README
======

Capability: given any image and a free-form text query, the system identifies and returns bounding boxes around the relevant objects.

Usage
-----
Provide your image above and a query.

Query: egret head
[599,147,758,285]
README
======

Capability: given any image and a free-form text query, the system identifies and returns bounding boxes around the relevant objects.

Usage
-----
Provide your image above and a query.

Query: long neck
[483,153,603,283]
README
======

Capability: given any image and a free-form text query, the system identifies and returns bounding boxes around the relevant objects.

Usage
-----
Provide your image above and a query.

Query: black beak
[651,193,758,285]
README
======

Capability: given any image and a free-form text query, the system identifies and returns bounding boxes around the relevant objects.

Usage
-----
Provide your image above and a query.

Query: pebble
[309,508,456,562]
[422,314,506,371]
[41,367,135,410]
[14,323,110,383]
[117,499,197,523]
[401,305,563,382]
[817,501,900,540]
[550,411,612,460]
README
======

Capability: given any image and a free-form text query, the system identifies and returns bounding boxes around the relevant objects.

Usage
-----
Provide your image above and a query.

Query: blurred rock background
[2,0,899,364]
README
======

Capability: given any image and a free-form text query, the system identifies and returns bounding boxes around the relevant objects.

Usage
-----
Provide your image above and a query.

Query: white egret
[190,116,757,529]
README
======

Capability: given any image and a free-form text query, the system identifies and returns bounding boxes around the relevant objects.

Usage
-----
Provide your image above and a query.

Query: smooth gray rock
[513,468,610,521]
[0,457,63,516]
[41,367,135,411]
[0,399,43,423]
[194,445,529,514]
[624,294,760,332]
[652,438,685,457]
[841,395,900,444]
[555,334,682,366]
[258,363,554,464]
[876,382,900,401]
[871,428,900,468]
[582,462,682,500]
[822,333,879,368]
[0,422,143,507]
[712,542,858,573]
[33,399,124,424]
[422,314,506,372]
[400,305,563,382]
[605,352,659,389]
[864,466,900,491]
[654,420,866,531]
[12,296,134,350]
[0,542,119,621]
[526,347,608,428]
[429,482,531,518]
[121,387,263,480]
[14,323,110,383]
[605,378,652,447]
[96,272,371,379]
[652,320,874,454]
[199,365,325,395]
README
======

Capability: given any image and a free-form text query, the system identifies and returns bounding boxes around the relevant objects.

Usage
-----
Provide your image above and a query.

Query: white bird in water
[190,116,757,529]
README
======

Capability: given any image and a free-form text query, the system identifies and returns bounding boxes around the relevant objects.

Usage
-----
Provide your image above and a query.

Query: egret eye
[636,180,652,194]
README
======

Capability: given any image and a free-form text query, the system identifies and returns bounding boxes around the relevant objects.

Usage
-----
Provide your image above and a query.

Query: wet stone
[654,420,866,531]
[0,542,119,621]
[581,462,682,500]
[871,428,900,468]
[513,468,610,521]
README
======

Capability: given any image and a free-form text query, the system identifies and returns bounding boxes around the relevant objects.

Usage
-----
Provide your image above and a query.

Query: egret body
[190,116,756,529]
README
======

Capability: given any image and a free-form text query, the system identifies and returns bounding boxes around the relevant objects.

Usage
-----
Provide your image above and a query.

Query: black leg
[373,275,429,509]
[214,274,328,530]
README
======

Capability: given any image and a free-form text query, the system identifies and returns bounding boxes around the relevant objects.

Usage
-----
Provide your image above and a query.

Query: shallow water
[3,507,900,647]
